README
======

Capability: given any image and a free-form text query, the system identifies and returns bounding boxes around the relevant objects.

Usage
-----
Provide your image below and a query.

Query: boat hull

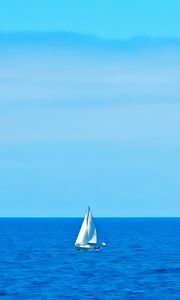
[75,244,102,251]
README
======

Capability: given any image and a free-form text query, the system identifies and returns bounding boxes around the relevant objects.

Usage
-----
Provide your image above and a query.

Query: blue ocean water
[0,218,180,299]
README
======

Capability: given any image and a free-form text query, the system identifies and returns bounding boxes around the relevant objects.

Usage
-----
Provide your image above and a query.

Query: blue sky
[0,0,180,38]
[0,2,180,216]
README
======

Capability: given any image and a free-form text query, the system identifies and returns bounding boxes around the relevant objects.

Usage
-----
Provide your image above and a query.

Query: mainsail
[75,207,97,247]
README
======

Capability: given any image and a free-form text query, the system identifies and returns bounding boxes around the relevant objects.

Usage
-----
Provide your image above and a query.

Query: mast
[87,206,90,224]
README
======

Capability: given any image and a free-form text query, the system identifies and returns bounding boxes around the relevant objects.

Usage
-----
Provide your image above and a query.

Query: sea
[0,218,180,299]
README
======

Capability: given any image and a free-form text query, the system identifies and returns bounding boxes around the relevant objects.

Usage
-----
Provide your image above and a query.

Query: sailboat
[75,207,106,251]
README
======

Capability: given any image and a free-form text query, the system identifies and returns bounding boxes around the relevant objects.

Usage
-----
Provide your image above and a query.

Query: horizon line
[0,216,180,219]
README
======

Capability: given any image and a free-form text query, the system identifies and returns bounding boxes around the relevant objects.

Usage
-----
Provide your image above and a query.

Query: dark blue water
[0,218,180,299]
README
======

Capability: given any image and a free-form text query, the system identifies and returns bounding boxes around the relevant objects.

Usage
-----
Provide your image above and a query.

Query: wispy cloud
[0,32,180,146]
[0,32,180,104]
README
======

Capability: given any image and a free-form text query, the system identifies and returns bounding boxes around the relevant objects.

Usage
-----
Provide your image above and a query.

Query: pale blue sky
[0,2,180,216]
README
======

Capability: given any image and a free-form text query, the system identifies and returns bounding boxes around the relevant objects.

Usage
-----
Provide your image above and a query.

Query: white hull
[75,244,102,251]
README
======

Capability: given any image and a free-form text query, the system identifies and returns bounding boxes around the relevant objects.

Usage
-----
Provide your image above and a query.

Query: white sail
[75,213,89,246]
[87,210,97,244]
[75,208,97,247]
